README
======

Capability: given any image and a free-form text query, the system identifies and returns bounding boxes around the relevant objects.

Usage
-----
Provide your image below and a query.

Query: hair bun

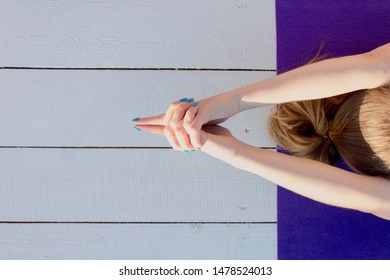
[269,99,340,165]
[269,87,390,176]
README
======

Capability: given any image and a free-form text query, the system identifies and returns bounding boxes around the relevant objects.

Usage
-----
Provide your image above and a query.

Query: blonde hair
[268,85,390,176]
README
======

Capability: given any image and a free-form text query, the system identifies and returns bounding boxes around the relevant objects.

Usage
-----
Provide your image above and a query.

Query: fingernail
[134,126,142,132]
[132,117,141,122]
[184,150,191,154]
[179,98,188,102]
[196,147,201,151]
[185,98,194,103]
[190,150,195,153]
[192,102,199,107]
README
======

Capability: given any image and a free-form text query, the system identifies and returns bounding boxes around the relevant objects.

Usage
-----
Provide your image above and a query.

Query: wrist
[226,89,243,115]
[201,132,241,165]
[223,87,245,114]
[228,83,265,113]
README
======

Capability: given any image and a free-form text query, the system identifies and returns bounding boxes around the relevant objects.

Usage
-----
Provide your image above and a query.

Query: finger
[169,98,195,129]
[135,124,193,152]
[183,102,199,124]
[135,125,165,136]
[163,97,192,127]
[133,114,165,126]
[163,126,182,151]
[183,105,203,148]
[162,101,180,127]
[173,122,195,151]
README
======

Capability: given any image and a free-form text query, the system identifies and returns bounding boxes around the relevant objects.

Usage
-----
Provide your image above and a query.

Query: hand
[134,93,240,149]
[135,117,241,164]
[133,113,202,152]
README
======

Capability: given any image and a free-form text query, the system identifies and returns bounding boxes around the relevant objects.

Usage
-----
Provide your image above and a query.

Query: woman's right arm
[135,43,390,150]
[238,43,390,111]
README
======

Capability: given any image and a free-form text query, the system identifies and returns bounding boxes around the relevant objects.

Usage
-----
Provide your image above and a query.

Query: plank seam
[0,221,276,224]
[0,146,276,149]
[1,66,276,72]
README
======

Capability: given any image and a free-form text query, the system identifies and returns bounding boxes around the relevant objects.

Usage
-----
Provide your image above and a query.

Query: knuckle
[186,121,198,132]
[163,126,171,135]
[187,106,196,114]
[183,123,195,135]
[175,105,186,115]
[185,108,195,118]
[182,123,190,133]
[170,110,185,125]
[167,102,180,113]
[173,125,183,133]
[169,120,179,130]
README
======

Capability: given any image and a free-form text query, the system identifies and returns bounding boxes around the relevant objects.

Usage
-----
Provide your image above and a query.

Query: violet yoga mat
[276,0,390,259]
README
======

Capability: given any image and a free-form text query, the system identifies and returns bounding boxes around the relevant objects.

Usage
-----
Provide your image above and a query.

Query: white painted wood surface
[0,0,277,259]
[0,224,276,260]
[0,70,275,147]
[0,0,275,69]
[0,149,276,222]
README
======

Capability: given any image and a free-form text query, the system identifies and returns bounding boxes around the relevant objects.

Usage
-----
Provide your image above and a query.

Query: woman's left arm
[200,131,390,220]
[136,118,390,220]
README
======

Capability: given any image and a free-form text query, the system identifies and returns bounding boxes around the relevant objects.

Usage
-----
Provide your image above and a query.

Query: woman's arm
[135,44,390,150]
[237,43,390,111]
[200,131,390,220]
[135,118,390,220]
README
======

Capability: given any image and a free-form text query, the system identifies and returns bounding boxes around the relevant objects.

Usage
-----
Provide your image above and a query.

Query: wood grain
[0,0,278,260]
[0,223,276,259]
[0,148,276,222]
[0,69,276,147]
[0,0,275,69]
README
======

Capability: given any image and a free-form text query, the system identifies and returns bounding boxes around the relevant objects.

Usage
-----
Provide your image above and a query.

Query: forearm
[233,143,389,215]
[233,47,389,111]
[201,134,388,215]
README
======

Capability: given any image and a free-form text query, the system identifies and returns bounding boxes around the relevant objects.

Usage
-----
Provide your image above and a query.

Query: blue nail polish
[184,150,191,154]
[186,98,194,103]
[132,117,140,122]
[192,102,199,107]
[179,98,188,102]
[134,126,142,131]
[196,147,201,151]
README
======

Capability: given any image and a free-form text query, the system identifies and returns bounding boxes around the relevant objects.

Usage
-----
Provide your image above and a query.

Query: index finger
[133,114,165,126]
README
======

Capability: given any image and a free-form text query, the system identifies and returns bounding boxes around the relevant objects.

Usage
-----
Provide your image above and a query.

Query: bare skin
[135,43,390,220]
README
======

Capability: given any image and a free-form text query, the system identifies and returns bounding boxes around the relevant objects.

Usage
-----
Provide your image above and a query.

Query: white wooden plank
[0,0,276,69]
[0,69,276,147]
[0,148,276,222]
[0,223,276,259]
